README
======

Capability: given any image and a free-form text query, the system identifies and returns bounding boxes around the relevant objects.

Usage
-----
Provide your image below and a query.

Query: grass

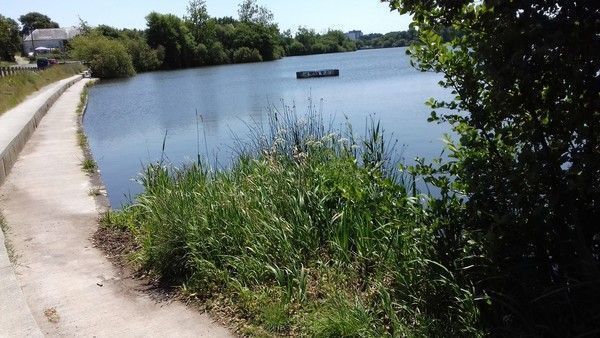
[81,158,97,174]
[76,81,94,116]
[106,105,483,336]
[76,80,99,176]
[0,63,86,114]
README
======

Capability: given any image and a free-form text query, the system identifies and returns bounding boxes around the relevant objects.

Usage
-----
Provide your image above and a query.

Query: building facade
[345,30,364,41]
[22,27,81,55]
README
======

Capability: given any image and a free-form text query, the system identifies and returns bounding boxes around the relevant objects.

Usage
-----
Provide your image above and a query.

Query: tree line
[0,1,359,76]
[73,0,359,78]
[358,26,457,49]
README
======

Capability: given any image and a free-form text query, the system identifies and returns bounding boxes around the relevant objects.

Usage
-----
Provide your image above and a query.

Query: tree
[146,12,197,69]
[19,12,59,35]
[237,0,273,25]
[0,15,20,61]
[384,0,600,334]
[233,46,262,63]
[185,0,210,42]
[70,34,135,78]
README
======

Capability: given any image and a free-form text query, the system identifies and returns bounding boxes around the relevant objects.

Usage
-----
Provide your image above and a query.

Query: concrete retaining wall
[0,75,82,185]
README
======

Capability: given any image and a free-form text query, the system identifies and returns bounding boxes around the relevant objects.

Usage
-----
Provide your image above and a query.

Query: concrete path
[0,79,233,337]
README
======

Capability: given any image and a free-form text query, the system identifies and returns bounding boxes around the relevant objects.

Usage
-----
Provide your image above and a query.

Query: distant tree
[237,0,273,25]
[214,16,237,25]
[146,12,197,69]
[288,40,305,55]
[215,23,236,50]
[95,24,121,39]
[19,12,59,35]
[286,27,355,56]
[295,27,317,50]
[207,41,230,65]
[193,43,209,65]
[233,22,280,61]
[121,35,163,72]
[0,15,21,61]
[185,0,210,42]
[233,46,262,63]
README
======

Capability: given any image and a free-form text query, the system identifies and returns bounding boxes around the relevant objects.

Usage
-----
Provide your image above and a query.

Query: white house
[22,27,81,55]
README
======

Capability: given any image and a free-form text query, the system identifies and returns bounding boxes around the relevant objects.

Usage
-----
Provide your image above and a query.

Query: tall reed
[109,103,482,336]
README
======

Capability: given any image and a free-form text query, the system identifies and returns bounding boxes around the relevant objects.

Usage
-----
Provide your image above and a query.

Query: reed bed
[107,103,482,336]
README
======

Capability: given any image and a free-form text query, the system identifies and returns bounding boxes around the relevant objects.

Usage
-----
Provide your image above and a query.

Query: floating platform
[296,69,340,79]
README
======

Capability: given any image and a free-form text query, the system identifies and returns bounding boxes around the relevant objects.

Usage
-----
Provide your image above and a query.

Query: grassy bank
[0,63,86,114]
[106,109,482,336]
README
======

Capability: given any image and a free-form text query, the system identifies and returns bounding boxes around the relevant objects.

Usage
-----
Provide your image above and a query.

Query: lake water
[84,47,451,208]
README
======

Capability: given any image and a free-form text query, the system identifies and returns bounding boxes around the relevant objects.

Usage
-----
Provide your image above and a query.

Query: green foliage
[121,35,163,72]
[78,26,163,74]
[359,28,418,49]
[18,12,58,35]
[70,34,135,79]
[288,40,305,56]
[0,15,20,61]
[81,158,97,174]
[207,41,230,65]
[233,47,262,63]
[233,22,281,61]
[185,0,210,42]
[238,0,274,25]
[146,12,197,69]
[0,63,85,114]
[385,0,600,335]
[109,107,482,336]
[286,28,357,56]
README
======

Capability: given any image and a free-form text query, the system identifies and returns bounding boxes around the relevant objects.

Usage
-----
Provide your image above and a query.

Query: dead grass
[43,307,60,323]
[0,212,16,263]
[0,64,86,114]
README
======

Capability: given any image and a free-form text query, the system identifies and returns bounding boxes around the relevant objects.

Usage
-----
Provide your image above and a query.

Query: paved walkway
[0,79,232,337]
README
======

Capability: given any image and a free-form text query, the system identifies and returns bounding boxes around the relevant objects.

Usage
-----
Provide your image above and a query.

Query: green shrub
[122,37,162,72]
[70,34,135,79]
[311,42,327,54]
[208,42,230,65]
[233,47,262,63]
[288,40,305,56]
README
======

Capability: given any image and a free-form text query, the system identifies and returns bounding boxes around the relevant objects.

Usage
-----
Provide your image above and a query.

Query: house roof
[24,27,81,41]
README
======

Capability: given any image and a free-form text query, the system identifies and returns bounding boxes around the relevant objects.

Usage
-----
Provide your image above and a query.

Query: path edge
[0,75,83,185]
[0,75,83,337]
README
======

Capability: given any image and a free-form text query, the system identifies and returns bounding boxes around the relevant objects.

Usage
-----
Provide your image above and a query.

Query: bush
[311,43,327,54]
[287,40,305,56]
[207,42,230,65]
[122,37,162,72]
[70,34,135,79]
[233,47,262,63]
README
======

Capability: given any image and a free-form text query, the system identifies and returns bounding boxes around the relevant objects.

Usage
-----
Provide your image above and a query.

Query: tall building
[345,30,364,41]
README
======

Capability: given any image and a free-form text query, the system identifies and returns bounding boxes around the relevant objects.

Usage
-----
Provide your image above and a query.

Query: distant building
[345,30,363,41]
[22,27,81,55]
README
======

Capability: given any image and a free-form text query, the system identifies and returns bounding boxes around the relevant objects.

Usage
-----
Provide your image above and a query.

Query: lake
[84,47,451,208]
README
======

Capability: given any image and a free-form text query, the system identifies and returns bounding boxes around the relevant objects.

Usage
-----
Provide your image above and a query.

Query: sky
[2,0,412,34]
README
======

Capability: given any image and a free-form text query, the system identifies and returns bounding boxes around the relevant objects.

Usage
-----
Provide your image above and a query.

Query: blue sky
[3,0,412,34]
